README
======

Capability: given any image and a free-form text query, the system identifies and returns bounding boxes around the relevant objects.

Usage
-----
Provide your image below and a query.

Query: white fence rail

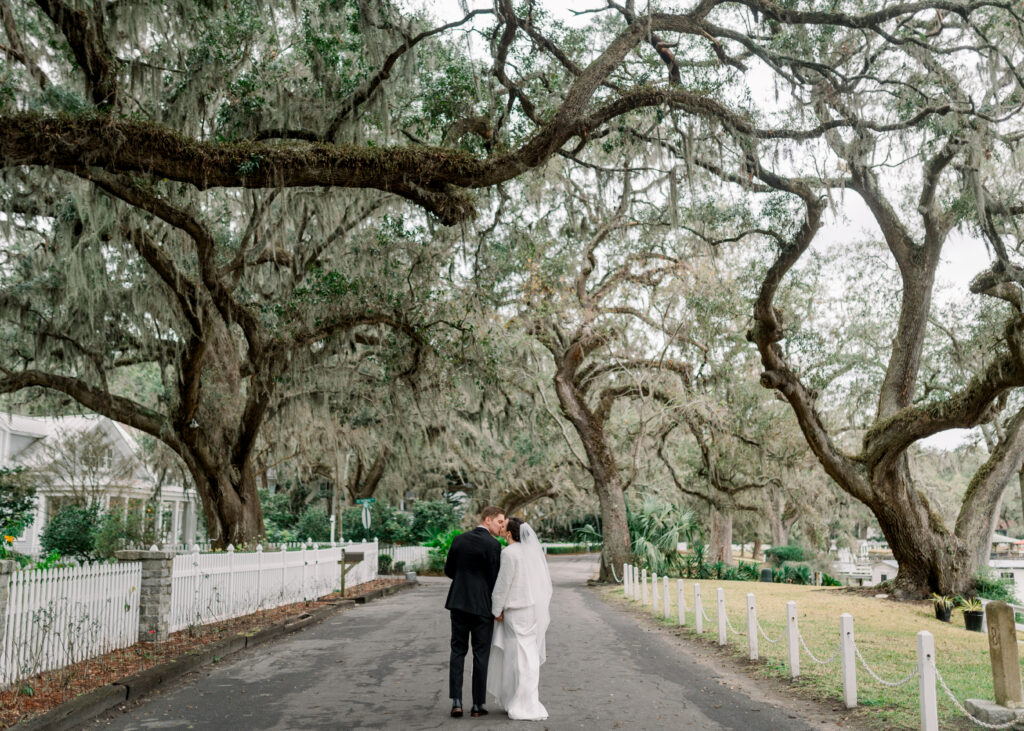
[379,545,431,571]
[169,541,378,633]
[0,562,141,688]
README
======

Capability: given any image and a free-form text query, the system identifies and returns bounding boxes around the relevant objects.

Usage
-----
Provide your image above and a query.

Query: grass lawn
[611,577,1003,730]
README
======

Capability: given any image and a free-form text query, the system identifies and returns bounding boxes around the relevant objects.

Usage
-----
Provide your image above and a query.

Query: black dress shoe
[451,705,464,718]
[470,705,488,717]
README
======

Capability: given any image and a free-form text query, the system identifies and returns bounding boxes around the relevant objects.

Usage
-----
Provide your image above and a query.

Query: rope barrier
[724,611,744,637]
[756,619,781,644]
[701,605,712,624]
[797,629,840,664]
[933,660,1020,729]
[853,644,918,687]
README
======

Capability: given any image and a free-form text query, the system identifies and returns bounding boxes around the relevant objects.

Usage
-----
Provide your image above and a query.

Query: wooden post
[694,583,703,634]
[787,601,800,679]
[747,593,758,661]
[652,571,659,613]
[985,601,1024,708]
[641,569,648,605]
[663,576,670,619]
[917,631,938,731]
[840,613,857,708]
[677,579,685,626]
[717,588,727,645]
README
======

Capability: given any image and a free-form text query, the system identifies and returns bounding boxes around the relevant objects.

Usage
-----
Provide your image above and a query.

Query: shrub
[821,572,843,587]
[378,553,393,574]
[426,528,461,573]
[410,500,461,542]
[41,504,100,562]
[737,561,760,581]
[783,563,812,585]
[0,467,36,541]
[295,505,331,542]
[259,489,298,541]
[94,504,161,558]
[394,560,406,574]
[764,545,806,565]
[975,569,1016,603]
[342,503,412,544]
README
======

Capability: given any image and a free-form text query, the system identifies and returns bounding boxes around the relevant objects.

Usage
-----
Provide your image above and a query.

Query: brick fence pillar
[116,548,175,642]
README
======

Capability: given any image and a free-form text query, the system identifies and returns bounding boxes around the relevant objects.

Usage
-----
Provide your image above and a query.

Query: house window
[880,574,888,582]
[1001,572,1015,583]
[319,481,331,496]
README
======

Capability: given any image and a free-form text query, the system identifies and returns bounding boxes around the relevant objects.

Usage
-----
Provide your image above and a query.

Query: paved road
[94,556,851,730]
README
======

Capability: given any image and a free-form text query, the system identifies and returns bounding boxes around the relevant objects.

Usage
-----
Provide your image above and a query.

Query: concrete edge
[12,580,414,730]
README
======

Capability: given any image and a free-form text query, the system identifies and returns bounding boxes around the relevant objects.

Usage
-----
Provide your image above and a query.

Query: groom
[444,506,506,718]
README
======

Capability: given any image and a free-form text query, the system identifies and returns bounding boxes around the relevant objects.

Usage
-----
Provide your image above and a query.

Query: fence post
[917,631,938,731]
[677,579,685,626]
[642,569,649,605]
[694,583,703,634]
[663,576,670,619]
[226,544,235,620]
[115,548,174,643]
[256,545,264,609]
[652,572,659,613]
[625,564,632,599]
[300,543,308,600]
[717,588,727,645]
[840,613,857,708]
[0,560,13,662]
[747,593,758,661]
[787,600,800,679]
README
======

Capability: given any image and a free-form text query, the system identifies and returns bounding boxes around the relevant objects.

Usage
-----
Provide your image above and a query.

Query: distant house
[0,412,200,556]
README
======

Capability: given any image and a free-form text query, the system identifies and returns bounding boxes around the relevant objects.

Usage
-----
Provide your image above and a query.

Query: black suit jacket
[444,526,502,617]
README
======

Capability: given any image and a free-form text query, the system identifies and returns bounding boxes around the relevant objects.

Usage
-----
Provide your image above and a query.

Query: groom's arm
[444,535,462,580]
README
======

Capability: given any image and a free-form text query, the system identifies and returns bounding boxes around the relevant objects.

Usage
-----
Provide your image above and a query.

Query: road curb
[13,580,416,730]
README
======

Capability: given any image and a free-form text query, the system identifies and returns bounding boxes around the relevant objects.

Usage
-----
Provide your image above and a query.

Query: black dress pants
[449,608,494,705]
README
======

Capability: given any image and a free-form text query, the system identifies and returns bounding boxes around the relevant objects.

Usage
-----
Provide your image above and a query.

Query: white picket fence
[0,562,142,688]
[169,541,378,632]
[379,544,431,571]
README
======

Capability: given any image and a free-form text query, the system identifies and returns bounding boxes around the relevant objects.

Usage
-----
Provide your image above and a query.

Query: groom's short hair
[480,506,505,521]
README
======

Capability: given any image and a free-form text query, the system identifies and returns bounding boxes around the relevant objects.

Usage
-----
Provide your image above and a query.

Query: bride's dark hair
[506,517,524,542]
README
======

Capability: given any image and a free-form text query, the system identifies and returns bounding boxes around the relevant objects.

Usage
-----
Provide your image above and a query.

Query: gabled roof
[0,412,154,482]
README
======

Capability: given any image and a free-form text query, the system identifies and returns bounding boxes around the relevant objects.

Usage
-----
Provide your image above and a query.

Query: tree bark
[708,506,733,564]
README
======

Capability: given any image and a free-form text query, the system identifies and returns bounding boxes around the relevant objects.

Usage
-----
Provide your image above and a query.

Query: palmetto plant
[576,497,695,576]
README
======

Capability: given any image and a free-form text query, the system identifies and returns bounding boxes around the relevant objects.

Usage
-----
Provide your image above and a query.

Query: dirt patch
[0,577,405,729]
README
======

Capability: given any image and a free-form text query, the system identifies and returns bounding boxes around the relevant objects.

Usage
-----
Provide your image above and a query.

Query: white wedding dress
[486,524,551,721]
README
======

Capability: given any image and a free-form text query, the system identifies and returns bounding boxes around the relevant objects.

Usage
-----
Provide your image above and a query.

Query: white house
[0,412,201,556]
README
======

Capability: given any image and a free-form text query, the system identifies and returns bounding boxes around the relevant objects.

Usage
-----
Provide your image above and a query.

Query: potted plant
[962,597,985,632]
[931,593,954,622]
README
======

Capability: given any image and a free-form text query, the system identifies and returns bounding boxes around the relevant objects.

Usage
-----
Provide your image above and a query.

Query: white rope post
[786,600,800,679]
[677,579,686,626]
[917,631,938,731]
[717,588,727,646]
[625,564,632,599]
[663,575,670,619]
[653,571,660,613]
[747,593,758,661]
[642,569,649,605]
[840,613,857,708]
[694,583,703,634]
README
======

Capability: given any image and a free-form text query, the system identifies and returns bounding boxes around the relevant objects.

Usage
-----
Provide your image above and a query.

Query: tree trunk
[193,460,265,549]
[867,463,976,596]
[553,371,631,582]
[708,506,733,564]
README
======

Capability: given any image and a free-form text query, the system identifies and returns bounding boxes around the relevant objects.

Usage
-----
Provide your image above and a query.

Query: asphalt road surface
[93,555,855,730]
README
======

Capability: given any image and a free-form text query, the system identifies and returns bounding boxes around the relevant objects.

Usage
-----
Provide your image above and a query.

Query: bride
[486,517,552,721]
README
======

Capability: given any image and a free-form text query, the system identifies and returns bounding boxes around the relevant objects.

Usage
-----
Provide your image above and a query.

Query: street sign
[355,498,376,504]
[361,504,371,530]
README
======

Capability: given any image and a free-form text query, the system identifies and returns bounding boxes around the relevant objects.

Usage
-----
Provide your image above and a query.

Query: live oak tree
[2,0,1019,564]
